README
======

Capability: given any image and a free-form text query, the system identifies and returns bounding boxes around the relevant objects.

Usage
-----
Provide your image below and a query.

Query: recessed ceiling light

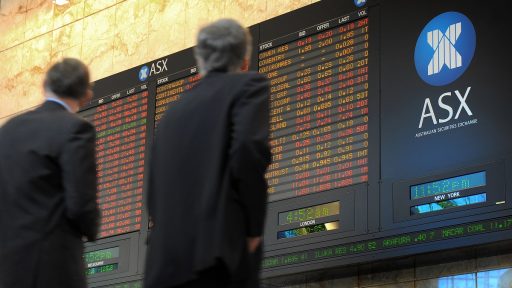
[53,0,70,5]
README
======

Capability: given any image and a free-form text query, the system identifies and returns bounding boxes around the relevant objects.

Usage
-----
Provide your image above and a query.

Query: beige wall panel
[22,32,52,72]
[82,7,115,81]
[244,0,267,27]
[0,46,24,118]
[19,32,52,112]
[266,0,313,18]
[0,47,23,82]
[147,0,186,61]
[18,70,44,113]
[224,0,246,26]
[113,0,149,72]
[183,0,208,49]
[114,0,147,32]
[0,70,41,119]
[0,0,28,51]
[184,0,226,48]
[84,0,116,16]
[25,0,54,40]
[51,19,84,59]
[113,31,149,72]
[208,1,227,21]
[53,0,84,30]
[51,45,83,63]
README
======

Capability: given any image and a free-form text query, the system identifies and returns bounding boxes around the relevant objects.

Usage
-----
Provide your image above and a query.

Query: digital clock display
[410,171,486,200]
[278,201,340,225]
[84,247,120,264]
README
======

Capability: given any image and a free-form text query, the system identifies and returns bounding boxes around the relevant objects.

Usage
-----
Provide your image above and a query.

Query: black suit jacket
[144,72,271,287]
[0,101,99,288]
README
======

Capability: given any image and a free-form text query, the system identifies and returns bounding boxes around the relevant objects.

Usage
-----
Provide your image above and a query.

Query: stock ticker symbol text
[427,22,462,76]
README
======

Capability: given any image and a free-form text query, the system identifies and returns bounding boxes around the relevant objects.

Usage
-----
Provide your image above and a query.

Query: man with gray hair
[145,19,271,288]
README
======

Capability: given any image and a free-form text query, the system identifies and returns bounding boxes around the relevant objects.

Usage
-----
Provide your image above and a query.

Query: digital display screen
[86,263,119,276]
[155,69,200,127]
[74,0,512,278]
[260,16,369,201]
[278,221,339,240]
[264,216,512,269]
[411,193,487,215]
[101,281,142,288]
[80,85,147,238]
[84,247,120,264]
[410,171,486,200]
[278,201,340,225]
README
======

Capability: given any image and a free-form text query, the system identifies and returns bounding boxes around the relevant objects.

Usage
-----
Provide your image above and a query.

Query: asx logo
[414,11,476,86]
[138,59,168,82]
[415,12,477,129]
[354,0,367,7]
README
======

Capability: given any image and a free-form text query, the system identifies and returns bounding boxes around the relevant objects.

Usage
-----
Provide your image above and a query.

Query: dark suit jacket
[144,72,271,287]
[0,101,99,288]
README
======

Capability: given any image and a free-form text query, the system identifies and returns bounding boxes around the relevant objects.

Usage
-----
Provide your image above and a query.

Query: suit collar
[39,100,69,112]
[45,97,73,112]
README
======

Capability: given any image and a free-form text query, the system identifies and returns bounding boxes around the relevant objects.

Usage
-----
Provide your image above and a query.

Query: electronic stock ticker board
[78,1,512,286]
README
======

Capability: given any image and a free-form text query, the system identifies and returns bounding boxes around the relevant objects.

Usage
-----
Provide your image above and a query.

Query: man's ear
[241,58,249,72]
[79,89,93,108]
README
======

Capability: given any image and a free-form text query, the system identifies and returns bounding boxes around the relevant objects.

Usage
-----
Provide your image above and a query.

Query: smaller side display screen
[278,201,340,225]
[84,247,120,264]
[410,171,486,200]
[278,221,339,240]
[411,193,487,215]
[86,263,119,276]
[100,281,142,288]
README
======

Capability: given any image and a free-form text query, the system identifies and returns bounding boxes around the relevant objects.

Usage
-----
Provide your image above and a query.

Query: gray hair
[194,19,252,74]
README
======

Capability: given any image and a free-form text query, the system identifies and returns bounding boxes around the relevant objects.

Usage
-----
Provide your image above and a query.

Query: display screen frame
[84,247,120,264]
[411,193,488,215]
[410,171,486,200]
[277,221,340,239]
[393,162,506,223]
[84,234,139,285]
[79,84,149,239]
[264,184,366,247]
[260,8,372,203]
[278,201,341,226]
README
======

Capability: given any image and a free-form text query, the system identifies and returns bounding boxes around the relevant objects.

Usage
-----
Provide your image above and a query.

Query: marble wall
[0,0,318,122]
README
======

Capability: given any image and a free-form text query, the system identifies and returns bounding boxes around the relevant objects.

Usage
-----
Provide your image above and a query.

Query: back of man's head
[194,19,251,75]
[44,58,90,100]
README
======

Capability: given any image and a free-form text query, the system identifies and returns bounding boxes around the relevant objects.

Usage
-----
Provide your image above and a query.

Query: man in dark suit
[0,58,99,288]
[145,19,271,288]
